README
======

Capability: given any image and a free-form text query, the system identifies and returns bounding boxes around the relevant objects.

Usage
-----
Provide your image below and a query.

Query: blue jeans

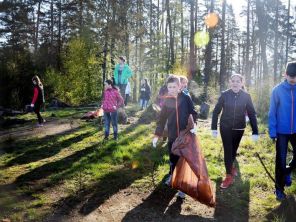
[104,111,118,139]
[275,134,296,190]
[140,99,149,109]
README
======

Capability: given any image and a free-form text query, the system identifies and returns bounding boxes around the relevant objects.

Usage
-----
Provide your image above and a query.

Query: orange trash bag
[171,115,216,207]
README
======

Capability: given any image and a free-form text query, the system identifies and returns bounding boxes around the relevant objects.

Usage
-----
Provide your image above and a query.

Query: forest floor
[0,105,296,222]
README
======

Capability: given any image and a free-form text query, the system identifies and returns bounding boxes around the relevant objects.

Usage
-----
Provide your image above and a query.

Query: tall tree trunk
[204,0,214,98]
[180,0,184,65]
[57,0,62,70]
[273,0,279,84]
[166,0,174,69]
[219,0,226,92]
[34,0,41,52]
[255,0,268,88]
[245,0,251,86]
[285,0,291,64]
[189,0,196,79]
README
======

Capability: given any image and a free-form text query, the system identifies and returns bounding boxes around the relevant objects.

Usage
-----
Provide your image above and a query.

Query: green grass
[0,107,295,221]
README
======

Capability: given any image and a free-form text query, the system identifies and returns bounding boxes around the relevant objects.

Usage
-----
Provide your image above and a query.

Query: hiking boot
[275,189,286,201]
[231,166,238,177]
[177,191,185,199]
[220,174,234,189]
[285,174,292,187]
[165,175,172,186]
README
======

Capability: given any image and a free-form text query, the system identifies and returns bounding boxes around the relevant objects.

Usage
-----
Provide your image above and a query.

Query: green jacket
[113,64,133,85]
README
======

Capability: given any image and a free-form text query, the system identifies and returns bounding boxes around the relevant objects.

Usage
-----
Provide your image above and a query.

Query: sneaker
[275,189,286,201]
[36,123,44,127]
[177,191,185,199]
[165,175,172,186]
[231,167,238,177]
[220,174,234,189]
[285,174,292,187]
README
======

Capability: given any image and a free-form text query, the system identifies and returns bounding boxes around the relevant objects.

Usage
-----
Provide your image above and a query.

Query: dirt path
[46,186,216,222]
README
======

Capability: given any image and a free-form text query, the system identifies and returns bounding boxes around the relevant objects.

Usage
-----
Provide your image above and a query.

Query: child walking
[139,78,151,110]
[269,61,296,200]
[152,75,198,199]
[31,75,45,127]
[211,73,259,189]
[102,80,124,141]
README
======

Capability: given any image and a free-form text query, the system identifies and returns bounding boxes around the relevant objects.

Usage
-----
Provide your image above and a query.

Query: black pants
[220,127,244,174]
[34,104,43,124]
[118,84,127,97]
[275,134,296,190]
[125,94,130,106]
[168,140,179,175]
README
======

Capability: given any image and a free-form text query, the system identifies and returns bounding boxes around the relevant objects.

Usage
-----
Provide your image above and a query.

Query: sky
[230,0,296,30]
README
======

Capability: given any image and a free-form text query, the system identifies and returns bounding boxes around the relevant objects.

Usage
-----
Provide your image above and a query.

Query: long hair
[32,75,43,89]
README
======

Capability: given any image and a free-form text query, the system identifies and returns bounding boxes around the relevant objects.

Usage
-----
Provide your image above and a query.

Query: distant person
[101,79,124,141]
[269,61,296,200]
[113,56,133,97]
[125,81,131,106]
[155,76,170,109]
[152,75,198,199]
[139,78,151,110]
[211,73,259,189]
[31,75,45,127]
[180,76,190,96]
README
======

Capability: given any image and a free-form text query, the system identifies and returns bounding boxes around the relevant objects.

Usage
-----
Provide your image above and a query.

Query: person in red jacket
[31,75,45,126]
[102,79,124,141]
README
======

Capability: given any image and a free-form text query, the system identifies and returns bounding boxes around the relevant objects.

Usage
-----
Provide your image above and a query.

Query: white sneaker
[165,175,172,186]
[177,191,185,199]
[36,123,44,127]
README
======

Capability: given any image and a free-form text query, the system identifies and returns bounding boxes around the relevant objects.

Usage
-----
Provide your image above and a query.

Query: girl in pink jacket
[102,80,124,141]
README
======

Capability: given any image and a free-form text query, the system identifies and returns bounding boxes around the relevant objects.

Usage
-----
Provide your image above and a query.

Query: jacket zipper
[176,96,180,137]
[232,93,237,129]
[291,88,294,134]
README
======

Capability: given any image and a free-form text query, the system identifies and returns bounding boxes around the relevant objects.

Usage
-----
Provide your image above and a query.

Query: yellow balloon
[194,31,210,47]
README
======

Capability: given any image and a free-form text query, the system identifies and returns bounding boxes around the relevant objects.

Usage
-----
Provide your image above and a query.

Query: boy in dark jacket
[269,61,296,200]
[152,75,198,199]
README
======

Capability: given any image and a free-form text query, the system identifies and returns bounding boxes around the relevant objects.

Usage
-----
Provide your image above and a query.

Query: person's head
[285,61,296,85]
[32,75,42,87]
[144,78,149,86]
[119,56,126,65]
[104,79,116,90]
[229,73,244,93]
[166,75,180,96]
[179,76,188,90]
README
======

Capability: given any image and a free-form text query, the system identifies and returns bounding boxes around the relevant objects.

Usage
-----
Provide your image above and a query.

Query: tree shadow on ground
[46,141,167,218]
[213,161,250,221]
[265,195,296,222]
[14,122,151,193]
[122,181,217,222]
[1,124,87,156]
[6,129,96,166]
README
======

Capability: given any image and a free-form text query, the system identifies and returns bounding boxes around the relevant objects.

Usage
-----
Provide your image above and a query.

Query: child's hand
[252,134,259,142]
[30,103,34,108]
[113,106,116,110]
[152,137,158,148]
[212,130,218,138]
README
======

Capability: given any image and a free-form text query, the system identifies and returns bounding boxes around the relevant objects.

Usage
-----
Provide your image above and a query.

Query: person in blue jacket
[269,61,296,200]
[113,56,133,97]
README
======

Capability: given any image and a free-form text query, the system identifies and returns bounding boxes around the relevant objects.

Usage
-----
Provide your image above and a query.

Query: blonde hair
[32,75,43,88]
[230,73,244,82]
[179,76,188,83]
